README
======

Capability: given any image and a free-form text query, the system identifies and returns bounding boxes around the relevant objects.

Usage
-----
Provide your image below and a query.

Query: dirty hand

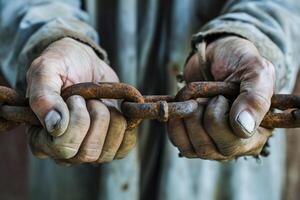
[168,36,274,160]
[27,37,136,164]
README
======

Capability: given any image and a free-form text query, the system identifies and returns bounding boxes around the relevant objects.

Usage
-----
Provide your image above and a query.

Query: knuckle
[256,57,274,72]
[244,91,271,112]
[255,92,271,107]
[89,104,110,120]
[248,57,275,80]
[193,143,228,161]
[75,141,102,162]
[252,56,264,67]
[50,143,79,159]
[98,150,115,163]
[30,56,43,68]
[29,56,44,72]
[180,151,198,158]
[122,142,136,153]
[76,150,100,162]
[194,144,215,158]
[29,93,48,106]
[115,141,136,159]
[27,57,49,80]
[67,95,85,107]
[71,113,90,128]
[263,58,275,73]
[218,143,242,157]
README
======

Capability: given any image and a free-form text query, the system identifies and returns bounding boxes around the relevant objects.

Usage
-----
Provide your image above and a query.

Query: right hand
[167,36,274,160]
[27,37,136,164]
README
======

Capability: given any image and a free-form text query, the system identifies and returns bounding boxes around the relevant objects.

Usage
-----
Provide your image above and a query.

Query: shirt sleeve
[0,0,107,90]
[192,0,300,92]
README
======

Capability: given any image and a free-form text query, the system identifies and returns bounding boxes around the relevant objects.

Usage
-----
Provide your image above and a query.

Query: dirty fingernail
[237,110,255,136]
[45,110,61,133]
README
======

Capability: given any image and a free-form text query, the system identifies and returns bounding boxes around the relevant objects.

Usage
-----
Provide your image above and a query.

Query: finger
[183,103,227,160]
[167,119,197,158]
[115,128,137,159]
[27,126,54,159]
[183,54,205,82]
[27,57,69,137]
[71,100,110,163]
[229,58,275,138]
[97,107,126,163]
[49,95,90,159]
[204,95,270,158]
[204,95,244,157]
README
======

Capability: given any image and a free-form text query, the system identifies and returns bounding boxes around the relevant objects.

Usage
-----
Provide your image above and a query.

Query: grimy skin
[27,37,136,164]
[168,36,274,160]
[28,35,274,164]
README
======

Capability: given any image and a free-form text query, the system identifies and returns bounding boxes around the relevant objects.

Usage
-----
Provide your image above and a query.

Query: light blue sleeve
[0,0,106,90]
[193,0,300,92]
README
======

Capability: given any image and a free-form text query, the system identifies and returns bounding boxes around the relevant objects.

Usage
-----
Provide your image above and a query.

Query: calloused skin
[27,37,136,164]
[28,36,274,164]
[168,36,274,160]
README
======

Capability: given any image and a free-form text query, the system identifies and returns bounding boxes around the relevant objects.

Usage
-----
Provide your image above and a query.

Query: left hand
[26,38,136,165]
[167,36,274,160]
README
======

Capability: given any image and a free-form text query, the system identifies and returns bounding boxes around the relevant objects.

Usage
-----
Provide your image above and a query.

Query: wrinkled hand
[168,36,274,160]
[27,37,136,164]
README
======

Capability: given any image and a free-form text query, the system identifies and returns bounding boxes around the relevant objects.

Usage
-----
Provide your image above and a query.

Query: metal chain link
[0,81,299,132]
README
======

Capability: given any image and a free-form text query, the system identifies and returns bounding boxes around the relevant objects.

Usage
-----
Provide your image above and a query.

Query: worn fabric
[1,0,300,199]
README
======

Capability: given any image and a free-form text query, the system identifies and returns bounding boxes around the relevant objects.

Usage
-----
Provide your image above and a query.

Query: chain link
[0,81,299,132]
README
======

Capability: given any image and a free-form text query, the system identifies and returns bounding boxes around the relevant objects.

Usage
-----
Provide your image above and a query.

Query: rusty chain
[0,81,299,132]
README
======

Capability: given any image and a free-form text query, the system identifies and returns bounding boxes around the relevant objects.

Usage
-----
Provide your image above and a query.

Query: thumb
[229,58,275,138]
[27,58,69,137]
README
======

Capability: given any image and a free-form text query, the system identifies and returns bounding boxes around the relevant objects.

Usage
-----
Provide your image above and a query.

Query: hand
[27,37,136,164]
[168,36,274,160]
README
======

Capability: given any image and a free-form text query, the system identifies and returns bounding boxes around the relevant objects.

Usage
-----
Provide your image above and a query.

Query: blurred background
[0,73,300,200]
[0,1,299,200]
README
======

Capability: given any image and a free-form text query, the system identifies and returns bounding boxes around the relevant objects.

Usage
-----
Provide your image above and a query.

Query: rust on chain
[0,82,146,131]
[0,86,33,131]
[175,81,240,101]
[0,86,27,105]
[61,82,144,103]
[61,82,145,129]
[121,99,198,122]
[176,82,300,129]
[0,81,300,132]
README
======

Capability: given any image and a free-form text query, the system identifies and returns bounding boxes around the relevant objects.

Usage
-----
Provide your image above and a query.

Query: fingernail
[237,110,255,136]
[45,110,61,133]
